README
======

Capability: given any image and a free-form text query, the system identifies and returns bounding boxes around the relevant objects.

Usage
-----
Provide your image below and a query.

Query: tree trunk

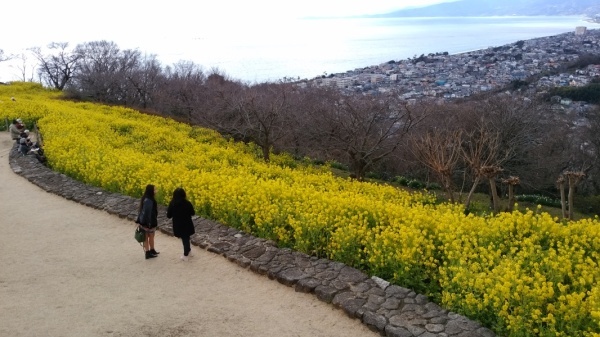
[436,173,455,203]
[559,181,567,219]
[445,185,455,203]
[354,164,367,181]
[262,144,270,162]
[568,182,575,220]
[489,178,500,213]
[350,155,368,181]
[507,184,515,212]
[464,176,481,211]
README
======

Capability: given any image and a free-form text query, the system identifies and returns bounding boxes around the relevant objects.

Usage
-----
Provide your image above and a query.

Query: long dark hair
[169,187,187,206]
[139,184,156,212]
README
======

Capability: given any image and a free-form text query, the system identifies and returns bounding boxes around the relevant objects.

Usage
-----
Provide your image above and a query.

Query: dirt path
[0,132,377,337]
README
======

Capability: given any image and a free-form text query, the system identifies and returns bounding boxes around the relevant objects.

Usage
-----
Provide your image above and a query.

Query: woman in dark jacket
[138,184,159,259]
[167,187,196,261]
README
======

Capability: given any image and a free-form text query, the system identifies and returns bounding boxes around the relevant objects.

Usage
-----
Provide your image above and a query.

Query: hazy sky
[1,0,456,81]
[2,0,454,47]
[5,0,454,24]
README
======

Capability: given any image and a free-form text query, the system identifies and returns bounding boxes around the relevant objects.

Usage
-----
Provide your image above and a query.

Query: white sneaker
[180,255,188,262]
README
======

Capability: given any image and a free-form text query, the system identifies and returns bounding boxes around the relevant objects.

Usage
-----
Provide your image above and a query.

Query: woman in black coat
[138,184,160,259]
[167,188,196,261]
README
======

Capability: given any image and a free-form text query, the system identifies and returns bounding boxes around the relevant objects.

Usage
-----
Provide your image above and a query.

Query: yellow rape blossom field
[2,82,599,337]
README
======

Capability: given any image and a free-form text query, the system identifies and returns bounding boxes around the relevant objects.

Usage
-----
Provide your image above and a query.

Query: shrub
[549,84,600,104]
[394,176,409,186]
[329,161,349,171]
[408,179,425,189]
[426,182,441,190]
[515,194,561,208]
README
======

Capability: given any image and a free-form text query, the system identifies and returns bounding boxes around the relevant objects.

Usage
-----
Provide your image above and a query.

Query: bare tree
[578,104,600,194]
[125,54,162,109]
[281,85,340,160]
[411,128,462,202]
[460,95,553,191]
[0,49,13,62]
[217,82,296,162]
[481,165,504,213]
[152,61,207,122]
[70,40,142,103]
[564,170,586,220]
[311,94,426,180]
[452,94,551,212]
[461,123,507,212]
[557,175,568,219]
[197,70,245,127]
[557,169,588,220]
[12,52,37,82]
[31,42,80,90]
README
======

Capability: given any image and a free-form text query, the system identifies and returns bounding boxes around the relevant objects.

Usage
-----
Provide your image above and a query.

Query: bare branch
[31,42,80,90]
[411,128,462,202]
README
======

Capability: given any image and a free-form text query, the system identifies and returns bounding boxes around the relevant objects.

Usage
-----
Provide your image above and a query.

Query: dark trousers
[181,235,191,256]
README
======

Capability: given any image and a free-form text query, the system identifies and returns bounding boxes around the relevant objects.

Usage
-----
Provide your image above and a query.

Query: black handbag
[134,227,145,243]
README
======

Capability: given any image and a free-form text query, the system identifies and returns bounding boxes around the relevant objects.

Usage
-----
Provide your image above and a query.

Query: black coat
[140,197,158,228]
[167,199,196,237]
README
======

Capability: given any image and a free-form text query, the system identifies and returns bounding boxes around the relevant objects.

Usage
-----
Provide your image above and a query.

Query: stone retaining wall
[8,147,496,337]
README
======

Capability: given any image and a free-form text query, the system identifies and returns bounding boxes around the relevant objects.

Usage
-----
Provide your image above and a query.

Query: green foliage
[269,152,300,169]
[392,176,440,190]
[329,161,349,171]
[515,194,561,208]
[510,79,529,90]
[408,179,426,189]
[566,53,600,70]
[394,176,424,189]
[110,124,134,136]
[366,171,392,181]
[549,83,600,104]
[426,182,442,190]
[393,175,409,186]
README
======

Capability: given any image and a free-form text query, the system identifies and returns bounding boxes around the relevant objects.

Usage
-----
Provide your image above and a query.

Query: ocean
[1,16,597,84]
[149,16,596,83]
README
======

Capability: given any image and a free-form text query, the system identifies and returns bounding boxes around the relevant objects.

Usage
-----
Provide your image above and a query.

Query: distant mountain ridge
[374,0,600,18]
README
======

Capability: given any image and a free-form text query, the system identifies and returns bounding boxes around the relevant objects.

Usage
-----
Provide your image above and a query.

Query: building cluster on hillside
[299,27,600,104]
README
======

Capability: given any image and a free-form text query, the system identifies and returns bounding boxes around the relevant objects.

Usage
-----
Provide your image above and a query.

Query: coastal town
[302,27,600,104]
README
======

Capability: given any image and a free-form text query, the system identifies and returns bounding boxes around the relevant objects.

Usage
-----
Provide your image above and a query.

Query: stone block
[295,277,321,293]
[276,267,308,287]
[341,298,367,318]
[362,311,387,334]
[315,285,339,303]
[384,325,413,337]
